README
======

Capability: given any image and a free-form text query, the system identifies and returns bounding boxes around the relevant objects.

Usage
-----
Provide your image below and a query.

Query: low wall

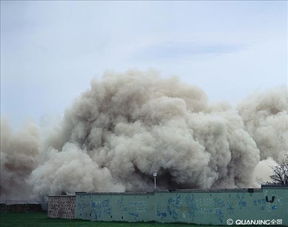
[154,187,287,225]
[48,195,75,219]
[74,186,288,225]
[75,192,155,222]
[0,203,43,212]
[47,186,288,225]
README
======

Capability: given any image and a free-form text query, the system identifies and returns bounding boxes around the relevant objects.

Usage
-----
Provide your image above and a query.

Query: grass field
[0,212,233,227]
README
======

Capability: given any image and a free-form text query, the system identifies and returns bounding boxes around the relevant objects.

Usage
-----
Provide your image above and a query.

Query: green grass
[0,212,235,227]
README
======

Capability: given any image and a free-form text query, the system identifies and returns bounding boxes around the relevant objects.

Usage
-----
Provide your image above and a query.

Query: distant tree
[270,155,288,185]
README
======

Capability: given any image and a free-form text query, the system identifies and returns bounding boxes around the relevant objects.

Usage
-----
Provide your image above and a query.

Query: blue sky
[1,1,287,129]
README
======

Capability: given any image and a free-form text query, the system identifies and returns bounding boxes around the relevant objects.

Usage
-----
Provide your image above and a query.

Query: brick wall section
[48,196,75,219]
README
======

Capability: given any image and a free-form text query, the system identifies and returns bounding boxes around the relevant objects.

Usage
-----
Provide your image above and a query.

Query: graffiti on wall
[91,199,111,220]
[49,187,288,225]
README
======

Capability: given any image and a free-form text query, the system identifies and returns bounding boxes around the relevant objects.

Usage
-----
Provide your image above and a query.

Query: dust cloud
[1,71,287,199]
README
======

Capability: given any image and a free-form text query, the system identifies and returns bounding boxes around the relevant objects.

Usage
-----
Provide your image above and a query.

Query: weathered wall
[74,186,288,225]
[48,196,75,219]
[155,187,287,225]
[0,203,42,213]
[75,192,155,222]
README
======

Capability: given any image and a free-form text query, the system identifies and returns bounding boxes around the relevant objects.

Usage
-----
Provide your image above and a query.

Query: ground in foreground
[0,212,238,227]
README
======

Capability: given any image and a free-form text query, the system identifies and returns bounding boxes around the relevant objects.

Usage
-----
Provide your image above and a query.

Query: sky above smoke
[1,71,287,200]
[1,1,287,129]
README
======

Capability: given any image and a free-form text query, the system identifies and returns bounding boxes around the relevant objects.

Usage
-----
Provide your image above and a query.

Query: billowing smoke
[252,157,278,185]
[0,71,287,200]
[238,87,288,163]
[0,120,40,200]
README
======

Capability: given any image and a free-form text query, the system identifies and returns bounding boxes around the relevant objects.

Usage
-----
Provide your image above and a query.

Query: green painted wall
[75,193,154,222]
[75,186,288,225]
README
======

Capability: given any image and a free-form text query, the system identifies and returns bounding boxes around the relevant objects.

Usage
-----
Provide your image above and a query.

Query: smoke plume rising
[1,71,287,200]
[0,120,40,200]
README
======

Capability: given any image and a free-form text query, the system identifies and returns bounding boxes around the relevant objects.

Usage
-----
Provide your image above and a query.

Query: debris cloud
[1,71,287,199]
